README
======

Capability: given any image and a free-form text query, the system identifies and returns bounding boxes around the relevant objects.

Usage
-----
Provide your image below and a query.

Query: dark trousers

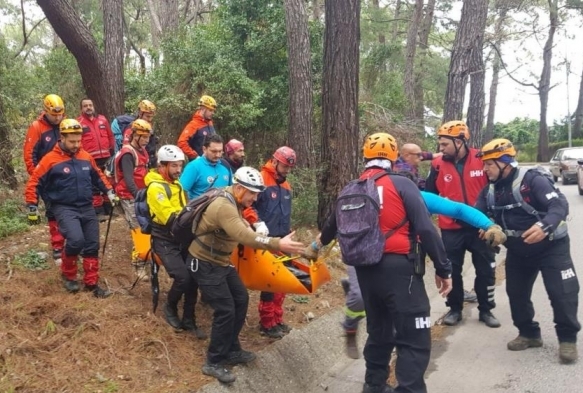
[356,254,431,393]
[52,204,99,257]
[153,238,198,322]
[506,236,580,342]
[442,229,496,313]
[189,257,249,364]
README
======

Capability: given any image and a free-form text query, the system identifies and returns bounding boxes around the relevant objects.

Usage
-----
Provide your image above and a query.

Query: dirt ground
[0,215,347,393]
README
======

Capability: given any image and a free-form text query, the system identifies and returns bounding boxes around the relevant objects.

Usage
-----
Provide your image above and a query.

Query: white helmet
[157,145,185,164]
[233,166,266,192]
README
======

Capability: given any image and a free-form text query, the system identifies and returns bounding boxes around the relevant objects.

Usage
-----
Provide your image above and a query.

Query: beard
[442,153,456,162]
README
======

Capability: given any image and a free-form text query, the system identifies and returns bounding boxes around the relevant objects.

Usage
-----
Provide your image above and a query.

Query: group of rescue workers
[22,93,580,392]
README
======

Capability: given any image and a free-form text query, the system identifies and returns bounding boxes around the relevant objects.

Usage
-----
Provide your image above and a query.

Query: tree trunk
[485,7,509,143]
[36,0,124,119]
[443,0,488,125]
[148,0,179,47]
[413,0,436,126]
[537,0,558,162]
[0,89,17,189]
[403,0,424,125]
[573,67,583,139]
[371,0,385,44]
[284,0,314,168]
[391,0,402,41]
[318,0,360,228]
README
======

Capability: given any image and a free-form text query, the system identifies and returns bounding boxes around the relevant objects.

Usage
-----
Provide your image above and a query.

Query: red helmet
[273,146,296,167]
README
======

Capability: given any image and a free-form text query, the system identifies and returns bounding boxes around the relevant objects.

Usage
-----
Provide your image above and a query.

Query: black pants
[356,254,431,393]
[189,257,249,364]
[153,238,198,322]
[442,229,496,313]
[506,236,580,342]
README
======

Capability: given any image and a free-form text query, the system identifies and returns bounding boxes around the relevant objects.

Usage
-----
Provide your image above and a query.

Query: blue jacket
[180,156,232,199]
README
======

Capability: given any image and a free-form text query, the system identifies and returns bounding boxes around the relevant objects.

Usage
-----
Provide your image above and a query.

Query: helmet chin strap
[492,161,510,183]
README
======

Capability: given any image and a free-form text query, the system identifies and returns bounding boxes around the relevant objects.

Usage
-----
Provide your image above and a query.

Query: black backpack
[134,182,172,234]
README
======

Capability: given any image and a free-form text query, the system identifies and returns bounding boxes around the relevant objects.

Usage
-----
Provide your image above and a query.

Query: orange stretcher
[131,228,162,265]
[230,245,331,294]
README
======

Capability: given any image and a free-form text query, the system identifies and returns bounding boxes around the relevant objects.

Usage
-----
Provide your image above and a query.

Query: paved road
[310,176,583,393]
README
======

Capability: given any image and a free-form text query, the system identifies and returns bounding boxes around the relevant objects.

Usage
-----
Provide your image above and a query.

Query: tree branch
[490,42,539,90]
[13,0,46,58]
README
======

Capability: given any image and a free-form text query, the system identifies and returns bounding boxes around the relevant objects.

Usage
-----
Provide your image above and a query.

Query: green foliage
[37,47,85,110]
[13,250,50,271]
[289,167,320,228]
[493,117,539,146]
[0,199,28,238]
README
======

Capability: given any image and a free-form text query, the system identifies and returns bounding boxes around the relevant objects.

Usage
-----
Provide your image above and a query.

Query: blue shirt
[180,156,232,199]
[421,191,492,230]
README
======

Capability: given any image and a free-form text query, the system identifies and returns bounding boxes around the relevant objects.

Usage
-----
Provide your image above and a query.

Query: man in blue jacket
[180,134,232,199]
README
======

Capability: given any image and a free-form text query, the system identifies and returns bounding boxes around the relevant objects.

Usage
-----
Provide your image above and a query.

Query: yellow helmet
[138,99,156,113]
[477,138,517,161]
[131,119,152,136]
[437,120,470,141]
[363,133,398,161]
[198,95,217,110]
[43,94,65,116]
[59,118,82,134]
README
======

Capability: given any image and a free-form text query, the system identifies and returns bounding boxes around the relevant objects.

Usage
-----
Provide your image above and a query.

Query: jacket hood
[145,169,170,186]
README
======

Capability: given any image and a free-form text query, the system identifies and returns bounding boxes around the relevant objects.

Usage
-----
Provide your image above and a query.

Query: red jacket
[114,145,150,199]
[77,113,115,160]
[23,112,60,175]
[431,148,488,229]
[177,110,216,159]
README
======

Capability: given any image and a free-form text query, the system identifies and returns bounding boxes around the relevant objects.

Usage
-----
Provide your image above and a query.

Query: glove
[27,205,40,225]
[301,241,320,260]
[483,224,507,248]
[107,190,120,206]
[253,221,269,236]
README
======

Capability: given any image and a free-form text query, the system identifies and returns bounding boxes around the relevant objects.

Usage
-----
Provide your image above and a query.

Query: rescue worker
[111,99,158,166]
[310,133,452,393]
[177,95,217,160]
[475,138,580,363]
[114,119,152,279]
[24,119,117,298]
[77,98,115,220]
[187,166,305,384]
[23,94,65,266]
[146,145,206,339]
[222,139,245,173]
[425,120,500,328]
[244,146,296,338]
[180,134,232,199]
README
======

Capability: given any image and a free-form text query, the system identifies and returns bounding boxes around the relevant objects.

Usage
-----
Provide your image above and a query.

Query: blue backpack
[134,182,172,234]
[111,114,136,153]
[335,171,407,266]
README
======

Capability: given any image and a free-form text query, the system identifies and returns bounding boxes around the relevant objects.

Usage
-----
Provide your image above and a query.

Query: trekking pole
[101,206,115,257]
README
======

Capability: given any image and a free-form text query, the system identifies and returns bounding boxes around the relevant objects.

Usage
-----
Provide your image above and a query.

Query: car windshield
[562,149,583,160]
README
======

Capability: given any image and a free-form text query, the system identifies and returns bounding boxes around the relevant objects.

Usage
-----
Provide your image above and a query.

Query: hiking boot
[222,350,257,366]
[182,318,207,340]
[443,310,462,326]
[507,335,543,351]
[276,323,292,334]
[202,362,236,384]
[341,278,350,295]
[463,290,478,303]
[84,284,112,298]
[362,383,395,393]
[53,249,63,267]
[479,312,501,328]
[163,302,182,329]
[345,331,359,359]
[62,276,80,293]
[260,326,285,339]
[559,342,578,363]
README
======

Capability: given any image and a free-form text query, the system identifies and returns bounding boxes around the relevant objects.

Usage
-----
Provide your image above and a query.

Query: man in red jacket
[78,98,116,219]
[23,94,65,266]
[425,120,500,328]
[177,95,217,160]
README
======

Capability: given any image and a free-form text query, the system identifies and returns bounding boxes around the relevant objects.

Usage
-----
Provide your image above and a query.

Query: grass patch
[0,199,28,238]
[13,250,50,271]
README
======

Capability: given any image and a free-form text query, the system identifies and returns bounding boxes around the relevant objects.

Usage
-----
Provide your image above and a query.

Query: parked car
[549,147,583,185]
[577,159,583,195]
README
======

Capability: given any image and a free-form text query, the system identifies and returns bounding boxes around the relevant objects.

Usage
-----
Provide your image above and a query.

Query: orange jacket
[25,143,112,207]
[177,110,215,159]
[23,112,60,175]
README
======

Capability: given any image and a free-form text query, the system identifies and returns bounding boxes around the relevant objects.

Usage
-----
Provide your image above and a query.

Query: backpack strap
[384,216,408,239]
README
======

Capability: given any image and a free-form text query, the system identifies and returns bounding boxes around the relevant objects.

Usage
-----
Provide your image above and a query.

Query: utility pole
[566,58,572,147]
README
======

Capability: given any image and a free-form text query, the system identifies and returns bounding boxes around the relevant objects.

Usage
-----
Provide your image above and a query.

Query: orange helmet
[363,133,398,161]
[131,119,152,136]
[273,146,296,167]
[477,138,516,161]
[138,99,156,113]
[43,94,65,116]
[437,120,470,140]
[59,118,82,134]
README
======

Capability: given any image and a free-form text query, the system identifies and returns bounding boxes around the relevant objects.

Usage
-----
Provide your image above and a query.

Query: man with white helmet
[145,145,206,339]
[187,166,305,384]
